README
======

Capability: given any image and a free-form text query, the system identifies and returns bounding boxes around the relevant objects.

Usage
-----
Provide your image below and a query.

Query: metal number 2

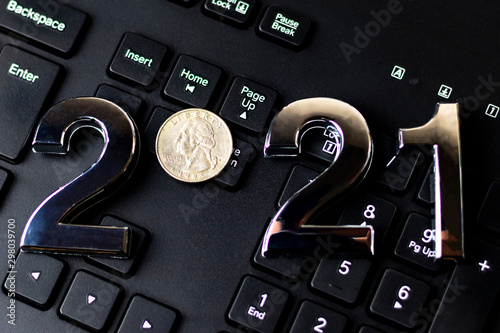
[397,103,464,259]
[261,98,374,257]
[20,97,140,257]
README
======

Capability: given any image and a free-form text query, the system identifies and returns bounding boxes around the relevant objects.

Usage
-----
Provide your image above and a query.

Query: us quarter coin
[156,108,233,183]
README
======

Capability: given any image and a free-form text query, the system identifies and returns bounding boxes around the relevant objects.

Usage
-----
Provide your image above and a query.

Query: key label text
[8,63,40,83]
[272,13,299,36]
[7,0,66,32]
[124,49,153,67]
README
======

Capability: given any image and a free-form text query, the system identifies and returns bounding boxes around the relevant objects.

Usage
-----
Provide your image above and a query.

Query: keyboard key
[376,147,422,192]
[418,163,434,204]
[311,258,371,304]
[478,182,500,233]
[144,107,175,154]
[117,295,178,333]
[87,216,149,277]
[168,0,197,7]
[220,77,279,133]
[258,6,312,49]
[109,32,169,88]
[203,0,256,27]
[254,242,311,280]
[370,269,430,328]
[429,240,500,333]
[228,276,289,333]
[0,45,61,162]
[60,271,122,332]
[3,252,65,308]
[394,213,439,271]
[358,326,384,333]
[278,165,320,208]
[337,193,396,244]
[300,126,343,163]
[289,301,347,333]
[0,0,88,54]
[164,55,222,108]
[95,84,144,124]
[0,167,10,201]
[215,137,255,188]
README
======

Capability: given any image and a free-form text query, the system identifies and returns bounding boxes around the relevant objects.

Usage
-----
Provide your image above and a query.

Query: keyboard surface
[1,0,500,332]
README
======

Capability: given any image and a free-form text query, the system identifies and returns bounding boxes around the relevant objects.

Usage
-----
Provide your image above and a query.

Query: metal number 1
[397,103,464,259]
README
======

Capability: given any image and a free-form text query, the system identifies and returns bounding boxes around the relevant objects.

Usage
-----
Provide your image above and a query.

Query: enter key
[0,45,61,162]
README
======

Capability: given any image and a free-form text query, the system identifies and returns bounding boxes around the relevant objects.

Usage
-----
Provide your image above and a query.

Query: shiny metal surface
[398,103,464,259]
[262,97,374,257]
[20,97,140,257]
[155,108,233,183]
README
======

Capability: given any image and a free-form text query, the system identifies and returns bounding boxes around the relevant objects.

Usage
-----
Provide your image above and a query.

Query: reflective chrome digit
[397,103,464,259]
[261,97,374,257]
[20,97,140,257]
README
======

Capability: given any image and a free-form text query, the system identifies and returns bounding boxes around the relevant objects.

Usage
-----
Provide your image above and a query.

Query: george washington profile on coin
[176,117,217,173]
[156,109,233,183]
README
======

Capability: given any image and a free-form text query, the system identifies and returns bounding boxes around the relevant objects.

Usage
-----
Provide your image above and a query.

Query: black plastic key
[395,213,439,270]
[168,0,197,7]
[228,276,289,333]
[258,6,312,49]
[337,192,396,244]
[289,301,347,333]
[220,77,279,133]
[3,252,65,309]
[0,0,87,54]
[215,138,255,188]
[429,240,500,333]
[95,85,144,124]
[204,0,256,27]
[377,146,422,191]
[87,216,149,277]
[0,45,61,162]
[117,295,178,333]
[0,167,10,200]
[60,271,122,332]
[278,165,320,208]
[144,107,175,154]
[164,55,222,108]
[358,326,385,333]
[370,269,430,328]
[478,182,500,233]
[418,163,434,204]
[109,32,169,88]
[254,241,311,279]
[300,126,342,164]
[311,258,371,304]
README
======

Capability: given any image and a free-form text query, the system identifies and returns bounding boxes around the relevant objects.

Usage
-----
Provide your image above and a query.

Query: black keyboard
[2,0,500,332]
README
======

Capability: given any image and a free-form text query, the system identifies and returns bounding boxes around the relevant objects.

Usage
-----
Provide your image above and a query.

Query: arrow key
[117,295,179,333]
[370,269,430,328]
[60,271,122,332]
[220,77,279,133]
[3,252,65,309]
